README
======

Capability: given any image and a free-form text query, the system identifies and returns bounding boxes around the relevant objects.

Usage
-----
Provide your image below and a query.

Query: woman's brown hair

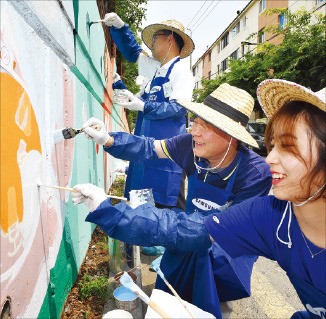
[265,101,326,202]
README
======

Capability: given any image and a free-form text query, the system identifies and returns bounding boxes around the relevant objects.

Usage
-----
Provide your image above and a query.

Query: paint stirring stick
[38,184,127,201]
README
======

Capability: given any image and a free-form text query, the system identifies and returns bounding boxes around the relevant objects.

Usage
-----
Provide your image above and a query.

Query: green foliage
[194,8,326,103]
[79,273,108,300]
[109,176,126,205]
[115,0,147,33]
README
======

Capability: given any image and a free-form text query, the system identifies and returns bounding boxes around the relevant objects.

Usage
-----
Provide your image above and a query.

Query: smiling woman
[265,101,325,204]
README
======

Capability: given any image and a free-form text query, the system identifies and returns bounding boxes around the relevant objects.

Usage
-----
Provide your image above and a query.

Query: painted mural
[0,1,123,318]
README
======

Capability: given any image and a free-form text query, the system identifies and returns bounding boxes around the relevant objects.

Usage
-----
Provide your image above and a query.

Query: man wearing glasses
[104,13,195,215]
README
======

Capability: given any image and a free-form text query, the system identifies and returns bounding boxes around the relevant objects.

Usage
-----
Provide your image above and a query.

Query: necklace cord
[193,137,233,173]
[276,201,293,248]
[293,183,326,207]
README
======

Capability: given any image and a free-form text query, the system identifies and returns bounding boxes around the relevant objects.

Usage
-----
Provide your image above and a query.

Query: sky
[140,0,250,67]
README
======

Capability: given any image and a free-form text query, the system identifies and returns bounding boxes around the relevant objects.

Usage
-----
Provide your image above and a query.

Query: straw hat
[257,79,326,118]
[178,83,258,148]
[142,19,195,59]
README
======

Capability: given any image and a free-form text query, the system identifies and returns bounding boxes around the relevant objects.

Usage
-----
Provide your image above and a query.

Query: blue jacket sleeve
[85,200,212,252]
[103,132,158,162]
[112,79,127,90]
[110,24,142,63]
[143,99,187,120]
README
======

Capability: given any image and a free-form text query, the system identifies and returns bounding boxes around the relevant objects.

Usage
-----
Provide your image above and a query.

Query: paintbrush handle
[41,185,127,201]
[148,300,172,319]
[79,124,101,132]
[163,279,196,318]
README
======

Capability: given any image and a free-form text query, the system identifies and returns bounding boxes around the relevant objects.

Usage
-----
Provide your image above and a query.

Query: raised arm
[81,117,167,161]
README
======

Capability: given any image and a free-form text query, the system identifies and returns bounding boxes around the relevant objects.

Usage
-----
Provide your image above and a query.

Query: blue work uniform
[86,195,325,319]
[125,58,185,206]
[99,133,271,318]
[110,24,188,207]
[156,141,260,317]
[205,196,326,319]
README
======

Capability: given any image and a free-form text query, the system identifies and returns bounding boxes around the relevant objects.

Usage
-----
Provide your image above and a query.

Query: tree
[194,8,326,107]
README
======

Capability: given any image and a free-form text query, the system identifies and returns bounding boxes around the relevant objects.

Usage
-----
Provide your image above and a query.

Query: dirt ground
[60,226,158,319]
[60,226,110,319]
[60,176,158,319]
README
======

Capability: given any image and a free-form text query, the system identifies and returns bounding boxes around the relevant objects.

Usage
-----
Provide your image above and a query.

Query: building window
[259,0,266,13]
[217,64,220,74]
[221,33,229,49]
[217,43,220,53]
[221,59,228,71]
[208,71,211,79]
[231,22,240,38]
[258,30,265,43]
[243,16,247,29]
[316,0,325,4]
[208,51,212,62]
[279,13,287,30]
[193,69,196,76]
[230,49,239,60]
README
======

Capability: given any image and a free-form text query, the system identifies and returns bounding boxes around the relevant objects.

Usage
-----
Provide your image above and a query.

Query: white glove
[82,117,111,145]
[113,90,145,111]
[113,72,121,83]
[72,183,108,212]
[104,13,124,28]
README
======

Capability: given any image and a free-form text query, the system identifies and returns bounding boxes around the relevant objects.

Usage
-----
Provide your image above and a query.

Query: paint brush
[150,256,196,318]
[53,125,101,144]
[89,19,105,26]
[37,183,127,201]
[120,272,172,319]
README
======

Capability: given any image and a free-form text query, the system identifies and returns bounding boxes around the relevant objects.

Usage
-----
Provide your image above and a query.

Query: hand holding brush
[82,117,113,146]
[53,124,101,144]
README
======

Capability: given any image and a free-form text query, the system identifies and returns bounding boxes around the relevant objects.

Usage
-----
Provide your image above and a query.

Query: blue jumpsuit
[110,24,188,207]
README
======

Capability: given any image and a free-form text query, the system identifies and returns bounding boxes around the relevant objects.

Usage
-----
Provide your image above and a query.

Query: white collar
[160,56,180,69]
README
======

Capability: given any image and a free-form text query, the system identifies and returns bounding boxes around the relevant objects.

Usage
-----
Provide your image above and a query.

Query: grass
[79,273,109,300]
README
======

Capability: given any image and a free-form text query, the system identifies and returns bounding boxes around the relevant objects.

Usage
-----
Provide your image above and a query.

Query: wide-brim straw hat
[178,83,258,148]
[257,79,326,118]
[142,19,195,59]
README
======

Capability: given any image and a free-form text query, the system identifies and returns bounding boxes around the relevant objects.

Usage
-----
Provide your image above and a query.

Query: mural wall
[0,1,127,318]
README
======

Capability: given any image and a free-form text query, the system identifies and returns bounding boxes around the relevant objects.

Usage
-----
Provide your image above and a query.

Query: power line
[186,0,208,29]
[192,1,221,33]
[188,1,215,31]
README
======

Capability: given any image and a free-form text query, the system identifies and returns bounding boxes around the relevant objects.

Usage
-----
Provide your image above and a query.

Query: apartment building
[193,0,325,89]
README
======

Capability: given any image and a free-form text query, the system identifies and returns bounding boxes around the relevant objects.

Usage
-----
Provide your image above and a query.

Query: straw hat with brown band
[178,83,259,148]
[257,79,326,119]
[142,19,195,59]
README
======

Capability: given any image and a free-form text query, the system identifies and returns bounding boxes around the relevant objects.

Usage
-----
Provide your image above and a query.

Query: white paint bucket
[102,309,133,318]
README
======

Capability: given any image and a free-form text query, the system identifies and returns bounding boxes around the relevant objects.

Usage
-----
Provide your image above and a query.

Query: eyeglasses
[152,33,170,42]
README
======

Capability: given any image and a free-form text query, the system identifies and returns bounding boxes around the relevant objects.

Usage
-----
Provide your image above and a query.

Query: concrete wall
[0,1,127,318]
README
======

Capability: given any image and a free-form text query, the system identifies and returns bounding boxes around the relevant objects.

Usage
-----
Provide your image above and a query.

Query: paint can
[113,286,138,312]
[114,89,129,104]
[129,189,154,209]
